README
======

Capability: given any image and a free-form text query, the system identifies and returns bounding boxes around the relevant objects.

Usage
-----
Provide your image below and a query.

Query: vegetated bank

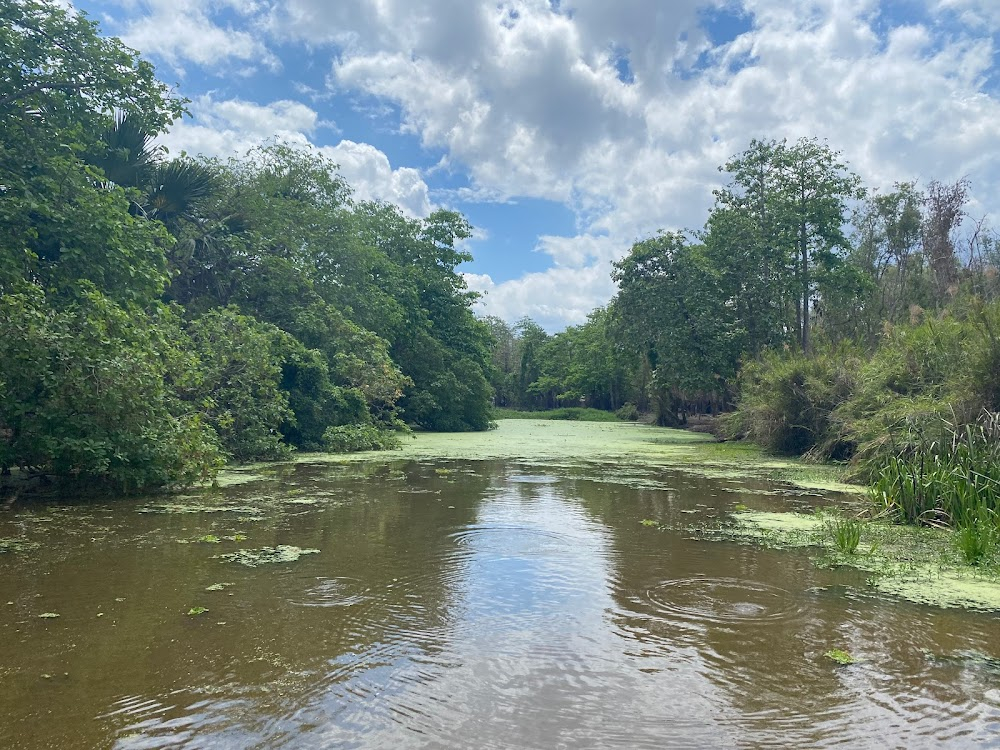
[483,139,1000,576]
[0,1,494,497]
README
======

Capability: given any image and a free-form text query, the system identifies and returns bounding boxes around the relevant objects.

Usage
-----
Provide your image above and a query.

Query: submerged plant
[828,517,863,554]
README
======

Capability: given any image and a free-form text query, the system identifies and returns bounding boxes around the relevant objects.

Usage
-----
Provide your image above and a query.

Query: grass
[827,516,863,554]
[869,412,1000,528]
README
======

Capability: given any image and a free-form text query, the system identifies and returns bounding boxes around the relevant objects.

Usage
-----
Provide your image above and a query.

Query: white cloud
[274,0,1000,327]
[161,96,434,217]
[319,140,432,217]
[89,0,1000,328]
[101,0,279,74]
[464,261,618,331]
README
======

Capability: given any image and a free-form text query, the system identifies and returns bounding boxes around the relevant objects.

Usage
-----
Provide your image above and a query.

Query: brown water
[3,457,1000,749]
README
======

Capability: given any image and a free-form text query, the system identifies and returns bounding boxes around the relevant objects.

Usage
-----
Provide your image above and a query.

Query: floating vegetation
[705,509,1000,611]
[205,583,234,592]
[178,533,247,545]
[38,612,60,619]
[187,607,209,616]
[0,537,41,554]
[213,545,319,567]
[302,420,855,493]
[824,649,856,665]
[640,519,659,527]
[139,502,264,516]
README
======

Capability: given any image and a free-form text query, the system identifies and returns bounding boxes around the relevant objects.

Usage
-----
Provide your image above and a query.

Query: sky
[70,0,1000,331]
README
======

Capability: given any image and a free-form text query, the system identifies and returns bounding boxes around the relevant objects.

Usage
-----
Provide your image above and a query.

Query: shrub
[0,285,223,490]
[322,423,404,453]
[616,403,640,421]
[726,342,859,458]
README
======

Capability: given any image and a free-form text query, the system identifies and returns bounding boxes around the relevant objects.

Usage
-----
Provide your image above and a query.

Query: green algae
[139,502,264,517]
[293,419,855,493]
[721,510,1000,612]
[213,545,319,567]
[0,538,41,554]
[824,649,856,665]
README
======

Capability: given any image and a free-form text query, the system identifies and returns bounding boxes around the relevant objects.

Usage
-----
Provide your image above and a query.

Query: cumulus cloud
[86,0,1000,327]
[269,0,1000,326]
[105,0,279,74]
[160,96,434,217]
[319,140,432,217]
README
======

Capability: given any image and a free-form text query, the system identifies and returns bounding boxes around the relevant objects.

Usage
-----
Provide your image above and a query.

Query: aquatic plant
[828,517,863,554]
[955,509,997,565]
[824,649,856,665]
[187,607,208,616]
[640,519,659,527]
[869,411,1000,528]
[214,545,319,567]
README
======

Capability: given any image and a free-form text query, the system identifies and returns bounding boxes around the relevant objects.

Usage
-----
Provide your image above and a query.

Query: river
[2,421,999,748]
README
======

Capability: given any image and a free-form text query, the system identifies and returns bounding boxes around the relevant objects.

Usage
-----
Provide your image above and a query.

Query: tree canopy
[0,0,495,493]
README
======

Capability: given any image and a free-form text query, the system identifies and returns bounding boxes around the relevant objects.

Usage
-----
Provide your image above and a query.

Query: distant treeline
[488,138,1000,470]
[0,1,493,492]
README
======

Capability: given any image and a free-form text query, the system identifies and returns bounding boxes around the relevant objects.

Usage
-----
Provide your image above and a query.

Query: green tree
[1,0,183,303]
[0,285,222,490]
[613,232,737,424]
[708,138,863,352]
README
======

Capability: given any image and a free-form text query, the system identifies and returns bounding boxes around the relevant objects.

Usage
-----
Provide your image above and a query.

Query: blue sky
[73,0,1000,330]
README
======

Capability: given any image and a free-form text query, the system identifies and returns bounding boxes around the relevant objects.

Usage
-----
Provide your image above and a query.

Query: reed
[869,411,1000,528]
[828,516,863,554]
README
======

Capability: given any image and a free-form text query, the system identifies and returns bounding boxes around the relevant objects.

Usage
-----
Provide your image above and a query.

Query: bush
[0,285,223,490]
[322,423,404,453]
[181,308,294,462]
[726,343,859,458]
[615,403,640,421]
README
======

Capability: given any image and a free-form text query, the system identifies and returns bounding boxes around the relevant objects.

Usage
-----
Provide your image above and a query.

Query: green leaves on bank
[0,1,495,493]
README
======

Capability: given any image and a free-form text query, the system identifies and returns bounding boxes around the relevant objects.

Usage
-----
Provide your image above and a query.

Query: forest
[1,0,493,491]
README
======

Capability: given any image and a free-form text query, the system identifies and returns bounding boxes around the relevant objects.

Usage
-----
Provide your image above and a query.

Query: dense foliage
[0,0,493,493]
[603,138,1000,529]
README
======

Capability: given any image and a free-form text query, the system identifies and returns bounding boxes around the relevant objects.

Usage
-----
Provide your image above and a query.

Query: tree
[613,232,737,424]
[0,285,222,490]
[1,0,183,303]
[707,138,863,352]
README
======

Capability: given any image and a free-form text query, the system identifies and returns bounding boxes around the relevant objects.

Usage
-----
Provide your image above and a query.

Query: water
[2,458,1000,748]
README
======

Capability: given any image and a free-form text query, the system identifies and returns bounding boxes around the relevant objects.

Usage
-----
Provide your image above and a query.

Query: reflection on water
[2,460,1000,748]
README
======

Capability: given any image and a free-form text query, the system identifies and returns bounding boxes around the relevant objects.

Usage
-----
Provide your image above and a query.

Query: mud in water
[2,421,999,748]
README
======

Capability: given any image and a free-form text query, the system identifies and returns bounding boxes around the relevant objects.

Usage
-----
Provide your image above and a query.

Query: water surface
[2,431,1000,748]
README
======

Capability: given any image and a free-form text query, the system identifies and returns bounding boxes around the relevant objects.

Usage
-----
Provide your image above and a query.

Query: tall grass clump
[868,411,1000,528]
[724,342,860,459]
[827,516,864,554]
